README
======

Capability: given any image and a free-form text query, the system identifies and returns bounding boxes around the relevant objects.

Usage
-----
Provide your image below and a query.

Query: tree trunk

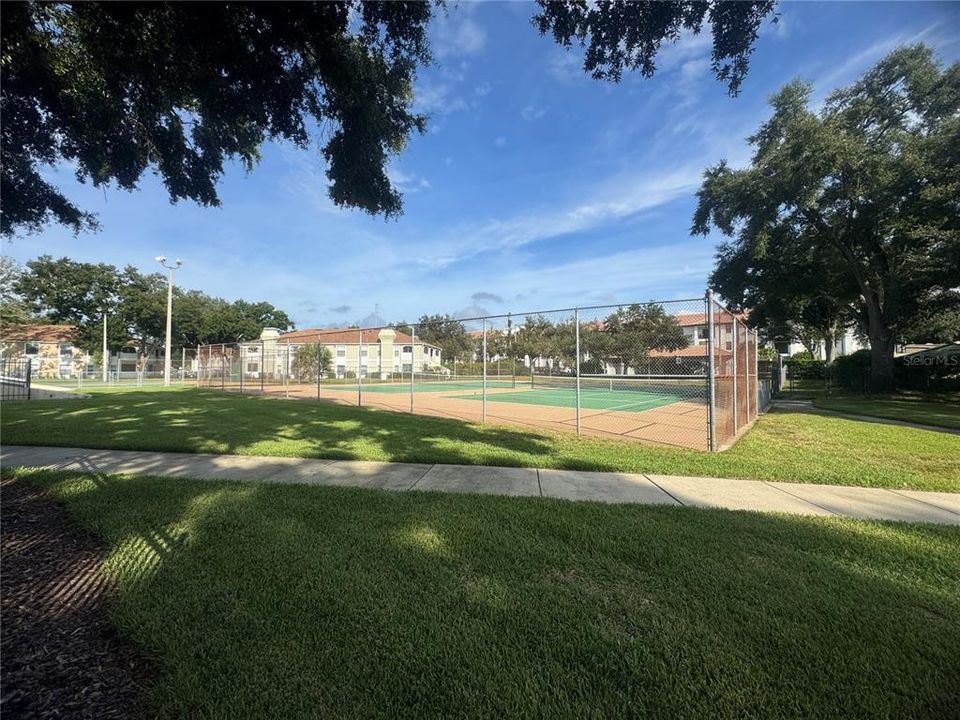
[864,299,896,393]
[824,329,835,364]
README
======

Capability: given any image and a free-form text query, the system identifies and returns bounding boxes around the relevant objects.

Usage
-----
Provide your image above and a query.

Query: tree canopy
[1,1,432,236]
[293,343,334,382]
[12,255,293,356]
[415,314,476,363]
[2,1,781,237]
[583,304,689,372]
[533,0,776,95]
[694,45,960,391]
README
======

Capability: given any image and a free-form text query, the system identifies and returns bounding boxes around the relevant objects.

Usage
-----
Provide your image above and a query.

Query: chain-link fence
[22,348,201,390]
[198,293,762,451]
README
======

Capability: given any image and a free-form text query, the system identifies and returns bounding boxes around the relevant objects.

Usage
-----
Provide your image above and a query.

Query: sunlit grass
[9,467,960,719]
[2,388,958,491]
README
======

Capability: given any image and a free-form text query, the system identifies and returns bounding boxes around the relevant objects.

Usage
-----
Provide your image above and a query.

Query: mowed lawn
[814,392,960,430]
[2,388,958,491]
[8,468,960,719]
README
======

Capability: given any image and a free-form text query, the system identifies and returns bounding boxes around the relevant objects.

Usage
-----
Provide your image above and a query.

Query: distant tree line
[1,255,292,364]
[397,305,688,374]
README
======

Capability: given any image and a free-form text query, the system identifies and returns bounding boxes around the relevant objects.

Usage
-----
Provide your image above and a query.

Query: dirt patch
[1,476,151,719]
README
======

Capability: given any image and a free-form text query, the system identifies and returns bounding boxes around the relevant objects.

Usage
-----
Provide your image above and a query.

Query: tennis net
[407,372,516,388]
[531,374,707,397]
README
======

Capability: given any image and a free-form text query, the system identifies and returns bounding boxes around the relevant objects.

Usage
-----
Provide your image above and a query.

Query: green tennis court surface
[449,386,692,412]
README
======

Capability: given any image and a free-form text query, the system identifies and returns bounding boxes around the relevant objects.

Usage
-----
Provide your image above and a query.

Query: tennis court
[198,296,764,451]
[449,377,690,412]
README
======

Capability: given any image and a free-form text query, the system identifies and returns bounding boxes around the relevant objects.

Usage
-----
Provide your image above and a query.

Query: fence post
[239,345,244,394]
[508,313,516,389]
[706,290,716,451]
[410,325,416,413]
[357,328,363,407]
[575,308,581,436]
[220,345,225,391]
[317,342,322,401]
[482,318,487,423]
[752,331,757,418]
[732,316,738,436]
[26,358,32,400]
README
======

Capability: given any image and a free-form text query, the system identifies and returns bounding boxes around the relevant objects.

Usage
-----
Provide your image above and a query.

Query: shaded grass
[9,467,960,719]
[2,389,958,491]
[813,393,960,430]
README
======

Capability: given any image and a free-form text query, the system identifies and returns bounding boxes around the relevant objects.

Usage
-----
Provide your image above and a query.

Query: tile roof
[2,324,79,343]
[672,311,744,327]
[648,345,732,357]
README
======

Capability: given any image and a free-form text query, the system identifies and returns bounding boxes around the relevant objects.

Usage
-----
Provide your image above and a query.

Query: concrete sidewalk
[2,445,958,525]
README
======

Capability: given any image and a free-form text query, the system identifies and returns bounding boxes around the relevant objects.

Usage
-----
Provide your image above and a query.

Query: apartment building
[244,326,443,379]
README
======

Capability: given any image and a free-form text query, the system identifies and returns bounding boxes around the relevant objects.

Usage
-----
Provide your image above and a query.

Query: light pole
[156,256,182,387]
[102,311,108,383]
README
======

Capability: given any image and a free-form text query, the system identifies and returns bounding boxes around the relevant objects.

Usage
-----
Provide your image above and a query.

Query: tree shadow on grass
[2,389,656,471]
[11,466,960,719]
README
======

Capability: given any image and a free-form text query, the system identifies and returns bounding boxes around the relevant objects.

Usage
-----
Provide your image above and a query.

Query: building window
[25,342,39,356]
[336,364,346,378]
[394,349,399,357]
[247,362,259,373]
[59,343,74,358]
[336,345,346,357]
[402,345,412,353]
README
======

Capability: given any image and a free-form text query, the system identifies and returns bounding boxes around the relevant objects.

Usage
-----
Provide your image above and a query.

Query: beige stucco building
[240,327,443,380]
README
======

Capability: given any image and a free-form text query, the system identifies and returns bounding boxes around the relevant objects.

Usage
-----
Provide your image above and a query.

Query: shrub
[833,349,871,390]
[785,354,828,380]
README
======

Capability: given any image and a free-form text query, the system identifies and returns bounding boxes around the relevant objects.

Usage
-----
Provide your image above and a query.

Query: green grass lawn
[813,392,960,430]
[9,467,960,719]
[3,389,958,491]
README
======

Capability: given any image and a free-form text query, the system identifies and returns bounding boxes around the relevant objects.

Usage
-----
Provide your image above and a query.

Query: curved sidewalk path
[2,445,958,526]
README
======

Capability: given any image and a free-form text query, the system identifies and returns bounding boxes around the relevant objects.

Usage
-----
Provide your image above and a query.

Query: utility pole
[156,256,182,387]
[102,312,108,383]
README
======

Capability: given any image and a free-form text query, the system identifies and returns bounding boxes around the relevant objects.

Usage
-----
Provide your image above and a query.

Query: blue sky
[6,1,959,329]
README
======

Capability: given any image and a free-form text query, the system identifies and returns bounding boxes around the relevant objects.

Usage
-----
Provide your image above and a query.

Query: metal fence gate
[0,359,32,400]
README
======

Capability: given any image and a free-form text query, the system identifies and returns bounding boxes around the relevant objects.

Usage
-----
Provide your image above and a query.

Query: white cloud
[548,50,585,83]
[386,164,430,194]
[413,79,467,116]
[474,82,492,97]
[654,29,712,74]
[493,136,507,148]
[433,17,487,59]
[520,104,548,121]
[760,12,789,39]
[499,243,713,302]
[407,164,705,272]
